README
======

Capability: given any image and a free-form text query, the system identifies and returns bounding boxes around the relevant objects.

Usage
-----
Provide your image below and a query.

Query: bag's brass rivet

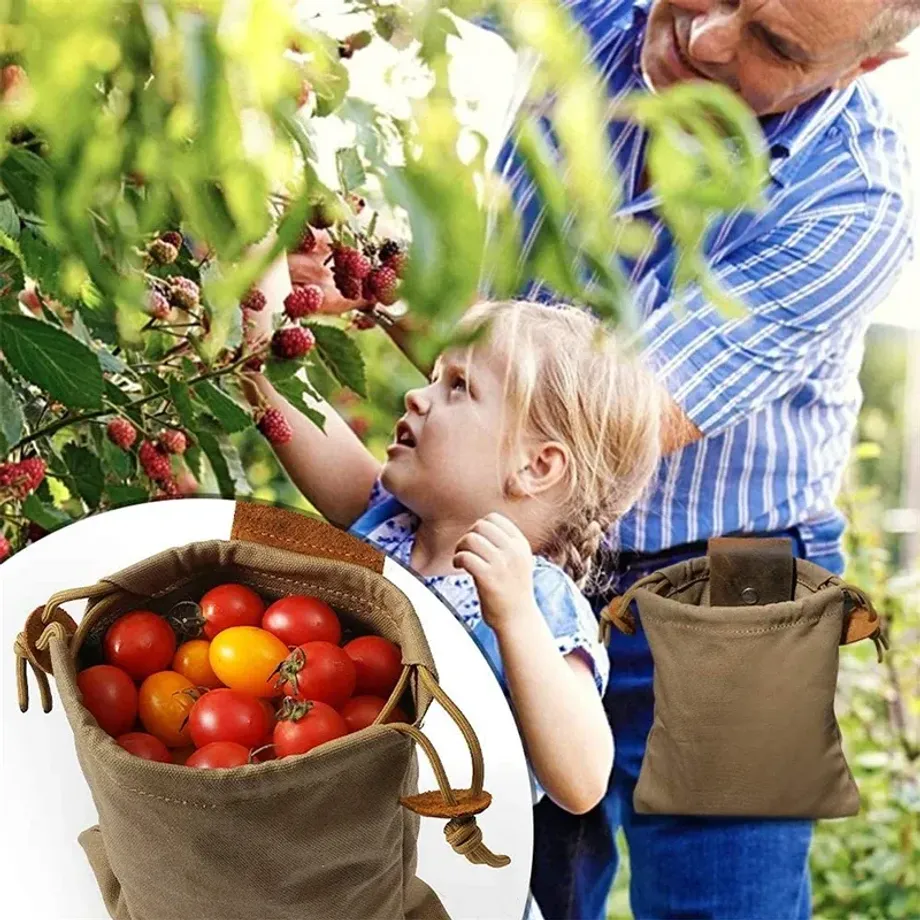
[741,587,758,604]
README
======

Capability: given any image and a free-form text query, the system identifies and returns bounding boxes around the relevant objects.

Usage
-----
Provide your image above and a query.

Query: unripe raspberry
[241,288,266,312]
[284,284,323,319]
[107,418,137,451]
[168,277,200,310]
[156,477,181,500]
[148,239,178,265]
[307,198,335,231]
[146,290,171,320]
[139,440,172,483]
[272,326,316,360]
[159,429,188,455]
[258,408,293,445]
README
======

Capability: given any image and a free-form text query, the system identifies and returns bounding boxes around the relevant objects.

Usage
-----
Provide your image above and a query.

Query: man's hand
[288,229,372,315]
[454,513,536,630]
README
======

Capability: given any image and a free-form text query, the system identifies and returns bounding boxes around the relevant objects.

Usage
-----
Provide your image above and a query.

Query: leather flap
[708,536,795,607]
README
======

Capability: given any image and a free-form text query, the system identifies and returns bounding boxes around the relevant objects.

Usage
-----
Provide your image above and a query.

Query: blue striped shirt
[488,0,915,571]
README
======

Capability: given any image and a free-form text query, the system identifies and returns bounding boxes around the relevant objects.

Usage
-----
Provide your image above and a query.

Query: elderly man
[488,2,916,919]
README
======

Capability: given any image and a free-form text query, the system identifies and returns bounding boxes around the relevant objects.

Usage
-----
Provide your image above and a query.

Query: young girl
[244,279,662,820]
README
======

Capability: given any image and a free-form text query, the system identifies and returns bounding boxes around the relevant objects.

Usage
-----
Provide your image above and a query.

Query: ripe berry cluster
[0,457,46,500]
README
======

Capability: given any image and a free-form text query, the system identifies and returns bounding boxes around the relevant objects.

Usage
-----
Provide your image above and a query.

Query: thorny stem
[11,345,270,449]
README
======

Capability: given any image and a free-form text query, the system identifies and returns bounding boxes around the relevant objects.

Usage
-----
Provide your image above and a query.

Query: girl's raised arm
[242,243,381,529]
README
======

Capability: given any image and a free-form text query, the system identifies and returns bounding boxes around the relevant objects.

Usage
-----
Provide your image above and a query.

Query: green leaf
[0,199,20,238]
[70,311,127,374]
[62,443,105,509]
[0,314,104,409]
[0,148,51,215]
[196,429,236,499]
[304,322,366,397]
[184,444,203,480]
[169,378,199,430]
[102,438,136,481]
[192,380,252,433]
[0,374,24,452]
[22,492,72,531]
[106,484,149,508]
[336,148,366,193]
[19,229,61,298]
[270,374,326,431]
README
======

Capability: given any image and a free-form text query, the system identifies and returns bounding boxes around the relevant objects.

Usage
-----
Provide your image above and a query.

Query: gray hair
[864,1,920,53]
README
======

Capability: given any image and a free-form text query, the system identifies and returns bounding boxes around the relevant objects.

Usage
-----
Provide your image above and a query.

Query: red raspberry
[296,227,316,254]
[160,231,183,250]
[27,522,47,543]
[168,277,200,310]
[139,440,172,483]
[0,534,10,563]
[17,457,45,494]
[147,238,178,265]
[272,326,316,359]
[367,266,399,306]
[361,275,376,304]
[332,246,371,280]
[159,429,188,455]
[107,418,137,450]
[156,477,181,500]
[146,290,171,320]
[243,355,264,372]
[284,284,323,319]
[258,408,293,445]
[333,267,362,301]
[383,249,407,278]
[351,312,376,331]
[349,416,370,439]
[241,288,266,312]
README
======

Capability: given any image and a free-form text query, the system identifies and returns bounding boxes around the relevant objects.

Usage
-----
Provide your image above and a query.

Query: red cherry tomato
[278,641,356,709]
[258,698,277,743]
[200,584,265,639]
[261,595,342,647]
[344,636,403,698]
[104,611,177,681]
[116,732,171,763]
[340,695,409,733]
[77,665,138,737]
[188,688,269,750]
[273,701,348,757]
[186,741,252,769]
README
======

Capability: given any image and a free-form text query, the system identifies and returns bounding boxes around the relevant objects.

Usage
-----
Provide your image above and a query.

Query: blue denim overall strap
[530,527,829,920]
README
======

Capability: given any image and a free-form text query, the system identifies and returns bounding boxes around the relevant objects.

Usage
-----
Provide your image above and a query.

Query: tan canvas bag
[598,537,886,820]
[14,501,509,920]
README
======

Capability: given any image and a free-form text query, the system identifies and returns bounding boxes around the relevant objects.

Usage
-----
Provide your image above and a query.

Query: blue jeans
[531,531,836,920]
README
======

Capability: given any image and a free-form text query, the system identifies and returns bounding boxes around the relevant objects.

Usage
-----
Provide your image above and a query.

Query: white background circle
[0,499,533,920]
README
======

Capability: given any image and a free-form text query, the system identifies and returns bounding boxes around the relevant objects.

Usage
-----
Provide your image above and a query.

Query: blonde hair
[458,300,664,590]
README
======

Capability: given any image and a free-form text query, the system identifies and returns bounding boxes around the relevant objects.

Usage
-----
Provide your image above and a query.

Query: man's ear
[511,442,570,498]
[839,45,909,86]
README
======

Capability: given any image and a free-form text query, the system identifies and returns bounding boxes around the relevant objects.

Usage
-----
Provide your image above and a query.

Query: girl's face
[381,345,517,522]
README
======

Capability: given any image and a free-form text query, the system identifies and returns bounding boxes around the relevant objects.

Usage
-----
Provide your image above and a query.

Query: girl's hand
[288,230,372,315]
[454,513,536,629]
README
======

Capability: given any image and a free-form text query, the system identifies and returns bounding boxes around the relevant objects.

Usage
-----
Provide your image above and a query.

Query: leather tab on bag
[231,501,384,574]
[708,536,795,607]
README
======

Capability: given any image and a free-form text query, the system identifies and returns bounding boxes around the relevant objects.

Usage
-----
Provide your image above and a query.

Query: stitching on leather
[643,610,836,636]
[235,526,381,567]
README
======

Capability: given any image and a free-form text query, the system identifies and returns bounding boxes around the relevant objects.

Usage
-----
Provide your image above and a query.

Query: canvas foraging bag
[598,537,886,819]
[14,502,509,920]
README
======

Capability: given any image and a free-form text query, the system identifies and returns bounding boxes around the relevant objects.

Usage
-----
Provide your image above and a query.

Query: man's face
[641,0,886,115]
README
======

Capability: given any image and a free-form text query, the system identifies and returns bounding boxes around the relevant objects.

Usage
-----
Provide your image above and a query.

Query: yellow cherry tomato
[208,627,288,699]
[172,639,222,689]
[138,670,196,747]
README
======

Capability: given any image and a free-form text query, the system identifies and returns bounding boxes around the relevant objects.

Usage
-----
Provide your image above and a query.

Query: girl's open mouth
[387,420,417,455]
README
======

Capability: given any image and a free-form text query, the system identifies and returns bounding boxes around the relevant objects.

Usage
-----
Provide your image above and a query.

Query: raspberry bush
[0,0,767,560]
